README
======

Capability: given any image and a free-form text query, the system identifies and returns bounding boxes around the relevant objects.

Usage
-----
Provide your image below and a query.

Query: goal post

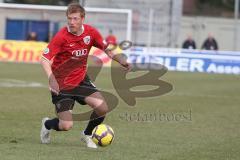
[86,7,132,41]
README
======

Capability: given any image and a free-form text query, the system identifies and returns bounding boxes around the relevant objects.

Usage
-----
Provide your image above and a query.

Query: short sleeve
[42,32,64,61]
[92,28,108,50]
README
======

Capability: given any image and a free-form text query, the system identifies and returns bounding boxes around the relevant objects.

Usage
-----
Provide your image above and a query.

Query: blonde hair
[66,2,85,17]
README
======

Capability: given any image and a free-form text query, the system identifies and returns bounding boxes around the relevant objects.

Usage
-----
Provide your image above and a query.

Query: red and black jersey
[42,24,107,90]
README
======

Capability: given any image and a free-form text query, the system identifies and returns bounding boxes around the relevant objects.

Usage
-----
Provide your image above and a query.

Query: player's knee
[59,121,73,131]
[61,124,73,131]
[95,104,108,116]
[101,106,108,115]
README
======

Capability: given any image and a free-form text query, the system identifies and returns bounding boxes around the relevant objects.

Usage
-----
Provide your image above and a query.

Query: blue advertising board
[126,47,240,75]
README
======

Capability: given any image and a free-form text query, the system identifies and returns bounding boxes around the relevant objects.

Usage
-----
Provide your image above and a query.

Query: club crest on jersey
[43,48,49,54]
[83,36,91,45]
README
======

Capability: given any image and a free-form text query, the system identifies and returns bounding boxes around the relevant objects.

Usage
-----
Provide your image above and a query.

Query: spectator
[182,34,196,49]
[105,29,117,45]
[201,33,218,50]
[27,32,38,41]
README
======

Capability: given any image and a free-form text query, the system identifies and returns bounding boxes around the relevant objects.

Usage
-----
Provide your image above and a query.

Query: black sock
[45,118,61,131]
[84,112,105,135]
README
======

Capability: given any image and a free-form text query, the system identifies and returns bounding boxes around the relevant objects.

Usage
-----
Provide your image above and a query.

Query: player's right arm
[40,32,64,94]
[40,57,60,94]
[40,57,52,78]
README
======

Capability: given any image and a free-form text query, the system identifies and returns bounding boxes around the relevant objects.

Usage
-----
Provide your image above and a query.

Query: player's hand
[113,53,131,72]
[48,75,60,95]
[121,62,132,72]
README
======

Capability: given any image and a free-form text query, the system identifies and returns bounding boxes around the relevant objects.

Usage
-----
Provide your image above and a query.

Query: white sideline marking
[0,78,46,88]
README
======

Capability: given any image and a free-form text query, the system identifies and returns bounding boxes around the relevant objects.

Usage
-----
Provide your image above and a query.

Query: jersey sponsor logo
[72,49,87,57]
[43,48,49,54]
[83,36,91,45]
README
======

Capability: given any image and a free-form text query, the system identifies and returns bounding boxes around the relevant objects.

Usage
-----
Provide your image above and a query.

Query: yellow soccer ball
[91,124,114,147]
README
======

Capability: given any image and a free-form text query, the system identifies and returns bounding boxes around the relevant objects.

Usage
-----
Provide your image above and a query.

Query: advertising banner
[127,47,240,75]
[1,40,240,75]
[0,40,47,63]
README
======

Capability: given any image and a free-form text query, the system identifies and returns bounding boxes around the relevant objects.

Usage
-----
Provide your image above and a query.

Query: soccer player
[40,2,130,148]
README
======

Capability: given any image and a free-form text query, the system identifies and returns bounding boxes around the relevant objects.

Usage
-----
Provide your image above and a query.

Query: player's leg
[57,110,73,131]
[75,75,108,135]
[83,91,108,135]
[79,92,108,148]
[40,97,75,144]
[46,98,75,130]
[75,76,108,148]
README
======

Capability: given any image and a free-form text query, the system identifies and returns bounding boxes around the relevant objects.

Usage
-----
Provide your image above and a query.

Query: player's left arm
[105,48,131,71]
[93,29,131,71]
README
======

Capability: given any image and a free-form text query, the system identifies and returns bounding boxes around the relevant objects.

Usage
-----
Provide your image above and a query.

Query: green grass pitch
[0,62,239,160]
